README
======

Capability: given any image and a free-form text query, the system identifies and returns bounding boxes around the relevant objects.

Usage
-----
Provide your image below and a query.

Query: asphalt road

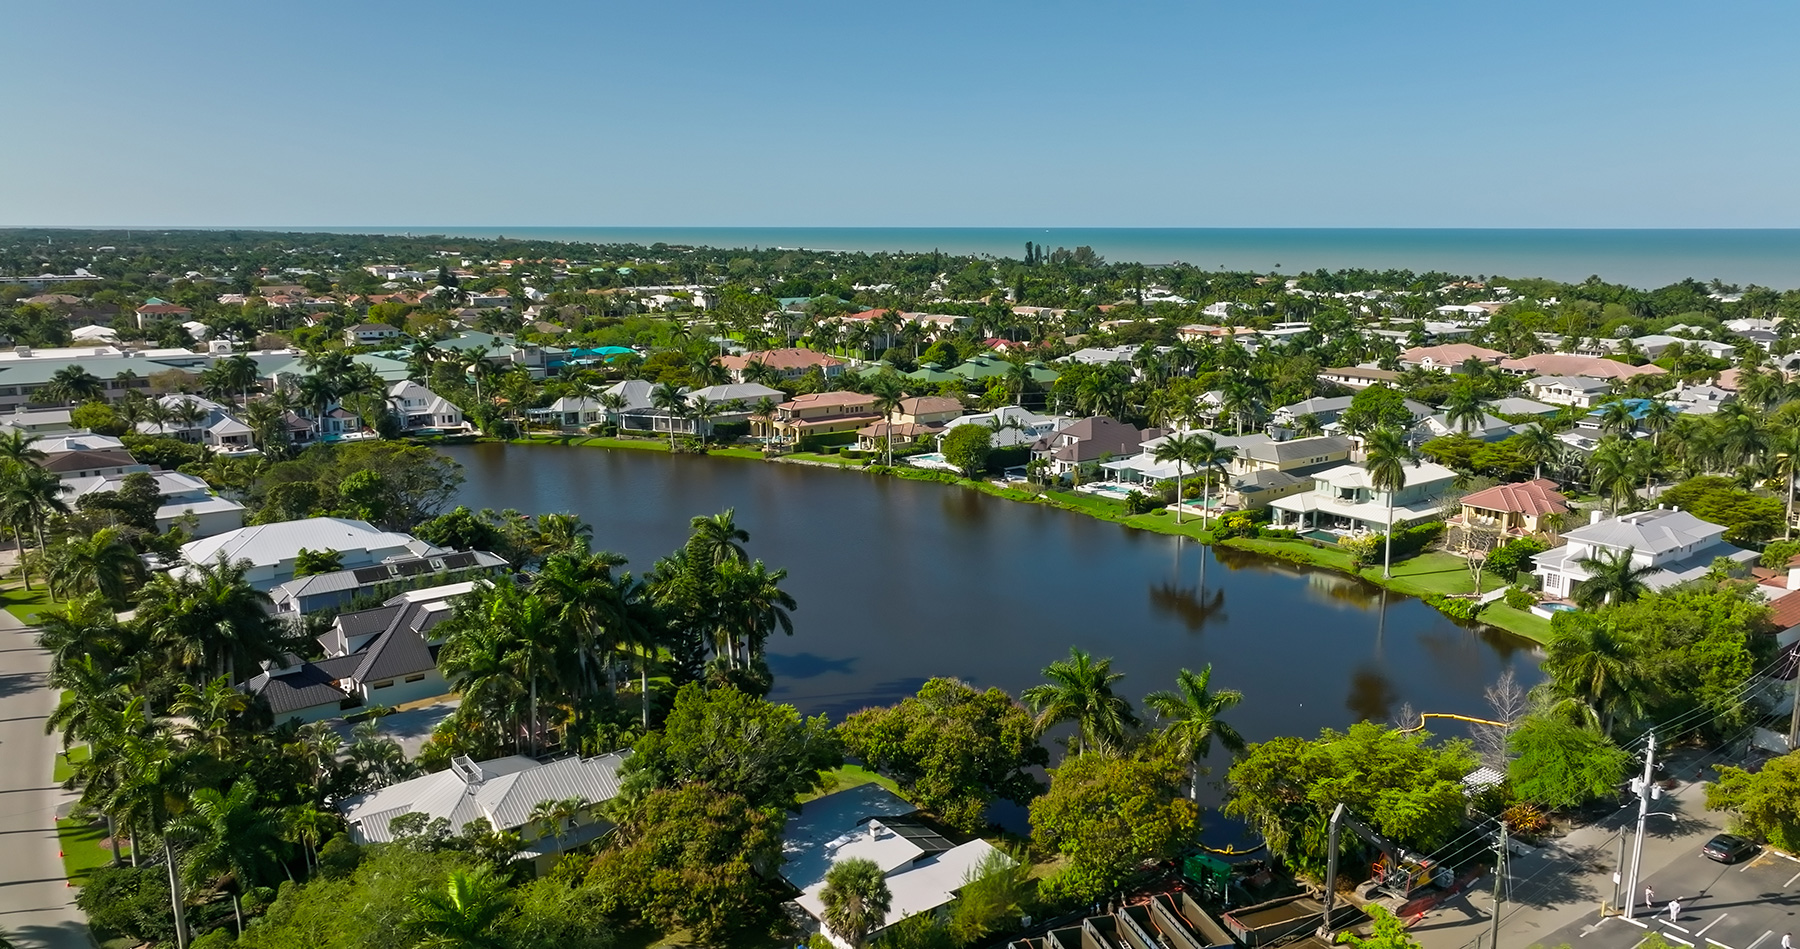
[0,611,91,949]
[1541,847,1800,949]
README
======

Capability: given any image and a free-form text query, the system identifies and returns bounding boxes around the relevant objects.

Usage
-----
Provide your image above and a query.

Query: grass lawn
[802,764,905,803]
[1,584,56,625]
[1222,535,1359,572]
[1478,602,1554,643]
[783,451,866,466]
[52,744,88,784]
[1374,551,1504,597]
[1123,510,1219,543]
[58,816,125,883]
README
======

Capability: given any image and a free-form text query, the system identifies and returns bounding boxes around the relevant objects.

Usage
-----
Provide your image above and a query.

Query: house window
[405,673,426,683]
[373,679,394,689]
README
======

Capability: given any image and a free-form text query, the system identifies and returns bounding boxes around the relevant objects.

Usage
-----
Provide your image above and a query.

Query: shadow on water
[765,652,857,681]
[779,676,932,720]
[1345,664,1402,724]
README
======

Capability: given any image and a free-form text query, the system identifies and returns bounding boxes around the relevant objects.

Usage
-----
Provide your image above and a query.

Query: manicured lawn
[1,585,56,625]
[1123,510,1219,543]
[802,764,905,803]
[1222,536,1358,572]
[52,744,88,784]
[784,451,866,466]
[1376,552,1504,597]
[58,816,124,883]
[1478,603,1554,643]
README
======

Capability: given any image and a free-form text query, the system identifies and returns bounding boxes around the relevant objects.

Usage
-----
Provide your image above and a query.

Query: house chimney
[1590,509,1603,525]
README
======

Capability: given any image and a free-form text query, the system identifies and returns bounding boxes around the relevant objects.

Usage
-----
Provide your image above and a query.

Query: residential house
[270,553,507,616]
[1501,353,1666,382]
[1226,434,1357,510]
[1268,460,1460,533]
[857,422,940,452]
[339,753,626,872]
[938,407,1072,449]
[758,391,882,443]
[134,298,192,329]
[619,382,784,438]
[1415,411,1522,443]
[62,470,246,538]
[136,394,255,451]
[1664,380,1733,416]
[42,447,147,480]
[1030,416,1160,477]
[1488,396,1560,418]
[1631,334,1735,361]
[783,784,1008,949]
[1533,508,1756,601]
[530,396,605,430]
[386,380,466,433]
[179,516,447,591]
[890,395,964,427]
[1271,396,1355,429]
[717,348,845,383]
[1557,399,1684,452]
[1399,343,1505,371]
[1525,375,1612,409]
[0,407,80,437]
[1318,366,1401,390]
[1447,479,1570,548]
[345,323,405,346]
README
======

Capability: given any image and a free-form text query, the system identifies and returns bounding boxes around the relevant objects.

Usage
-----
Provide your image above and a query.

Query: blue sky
[4,0,1797,228]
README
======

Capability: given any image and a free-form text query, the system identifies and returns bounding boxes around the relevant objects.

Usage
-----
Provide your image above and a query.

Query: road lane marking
[1696,915,1728,938]
[1784,869,1800,887]
[1745,930,1776,949]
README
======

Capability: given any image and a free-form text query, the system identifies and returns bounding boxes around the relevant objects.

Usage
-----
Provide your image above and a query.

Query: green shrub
[1424,594,1486,622]
[1761,540,1800,569]
[1124,490,1162,514]
[1504,586,1537,611]
[76,866,177,944]
[1487,537,1551,579]
[987,444,1030,471]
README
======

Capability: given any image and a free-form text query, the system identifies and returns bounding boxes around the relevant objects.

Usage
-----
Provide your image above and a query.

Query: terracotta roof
[719,348,843,372]
[1458,479,1571,517]
[781,391,875,409]
[1500,353,1666,380]
[858,421,939,438]
[1401,343,1506,364]
[898,396,963,415]
[1768,590,1800,631]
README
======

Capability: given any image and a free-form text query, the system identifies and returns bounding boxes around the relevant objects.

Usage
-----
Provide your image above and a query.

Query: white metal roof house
[1268,460,1459,533]
[1533,508,1756,602]
[387,380,466,433]
[782,784,1009,949]
[339,752,627,871]
[179,517,446,590]
[62,470,246,538]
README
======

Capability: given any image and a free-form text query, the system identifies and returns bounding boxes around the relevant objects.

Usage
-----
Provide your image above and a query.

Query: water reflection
[1345,664,1401,723]
[1147,581,1227,633]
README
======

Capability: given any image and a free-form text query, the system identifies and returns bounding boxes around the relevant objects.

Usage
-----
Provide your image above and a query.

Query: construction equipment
[1318,803,1453,936]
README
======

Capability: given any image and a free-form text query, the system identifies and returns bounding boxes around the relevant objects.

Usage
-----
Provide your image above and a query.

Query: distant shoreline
[7,225,1800,288]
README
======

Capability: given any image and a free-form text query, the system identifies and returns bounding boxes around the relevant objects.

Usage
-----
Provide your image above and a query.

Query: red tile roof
[719,348,843,372]
[1458,478,1571,517]
[1769,590,1800,630]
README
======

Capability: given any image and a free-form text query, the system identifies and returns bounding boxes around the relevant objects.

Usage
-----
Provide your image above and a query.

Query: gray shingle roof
[242,655,361,715]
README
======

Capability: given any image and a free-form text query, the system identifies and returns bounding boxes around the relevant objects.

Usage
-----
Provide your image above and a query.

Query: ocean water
[306,226,1800,289]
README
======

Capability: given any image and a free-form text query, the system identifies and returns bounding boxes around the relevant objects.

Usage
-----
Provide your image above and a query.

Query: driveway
[0,611,91,949]
[330,700,459,760]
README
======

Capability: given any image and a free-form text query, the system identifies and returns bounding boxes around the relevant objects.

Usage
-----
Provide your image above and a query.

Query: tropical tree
[1144,664,1246,800]
[1595,400,1639,438]
[46,527,145,606]
[405,865,512,949]
[650,382,687,450]
[0,429,45,466]
[135,554,281,683]
[0,461,70,589]
[716,558,796,667]
[1153,432,1200,523]
[1573,546,1656,609]
[1442,384,1489,435]
[687,395,720,447]
[1194,434,1239,530]
[869,375,906,467]
[1543,620,1644,735]
[1021,647,1140,756]
[168,780,285,935]
[687,508,749,566]
[35,364,106,404]
[1363,426,1417,579]
[820,857,892,949]
[1516,423,1559,480]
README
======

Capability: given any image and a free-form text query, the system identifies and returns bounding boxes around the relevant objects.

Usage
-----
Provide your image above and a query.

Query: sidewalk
[0,617,91,949]
[1413,749,1724,949]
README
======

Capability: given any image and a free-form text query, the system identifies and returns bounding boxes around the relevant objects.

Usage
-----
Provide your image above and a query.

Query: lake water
[312,226,1800,289]
[440,443,1543,750]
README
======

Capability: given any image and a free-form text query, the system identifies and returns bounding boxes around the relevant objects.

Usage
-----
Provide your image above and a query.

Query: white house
[783,784,1009,949]
[339,753,626,872]
[938,407,1073,449]
[136,395,256,451]
[1269,460,1460,533]
[1525,375,1612,409]
[345,323,406,346]
[179,517,446,590]
[386,380,466,433]
[1533,508,1757,601]
[62,470,246,538]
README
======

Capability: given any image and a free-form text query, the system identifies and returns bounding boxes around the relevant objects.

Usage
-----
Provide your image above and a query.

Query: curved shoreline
[495,433,1550,645]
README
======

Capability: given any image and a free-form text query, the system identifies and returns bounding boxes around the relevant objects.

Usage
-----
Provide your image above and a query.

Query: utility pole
[1788,674,1800,751]
[1613,829,1628,916]
[1624,732,1658,921]
[1490,822,1509,949]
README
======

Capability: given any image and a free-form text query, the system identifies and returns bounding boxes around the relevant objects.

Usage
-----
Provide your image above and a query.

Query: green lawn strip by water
[52,744,88,784]
[801,764,905,803]
[1476,603,1553,643]
[1221,535,1358,572]
[781,451,865,466]
[1371,552,1505,597]
[58,816,123,883]
[2,585,56,624]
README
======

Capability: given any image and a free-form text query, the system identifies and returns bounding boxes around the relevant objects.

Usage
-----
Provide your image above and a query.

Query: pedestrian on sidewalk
[1644,885,1655,912]
[1667,899,1681,923]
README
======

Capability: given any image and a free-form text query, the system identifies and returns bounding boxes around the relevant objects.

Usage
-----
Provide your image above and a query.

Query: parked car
[1702,833,1758,864]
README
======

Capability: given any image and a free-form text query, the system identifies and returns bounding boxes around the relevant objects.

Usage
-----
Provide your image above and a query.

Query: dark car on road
[1702,833,1758,864]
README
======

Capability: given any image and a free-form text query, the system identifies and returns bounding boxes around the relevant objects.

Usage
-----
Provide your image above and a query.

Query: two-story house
[1030,417,1160,477]
[345,323,405,346]
[1227,434,1357,510]
[760,391,882,443]
[1533,507,1756,602]
[136,394,256,451]
[719,348,845,384]
[938,407,1072,449]
[1269,459,1460,533]
[1525,375,1613,409]
[1447,478,1570,550]
[386,380,466,433]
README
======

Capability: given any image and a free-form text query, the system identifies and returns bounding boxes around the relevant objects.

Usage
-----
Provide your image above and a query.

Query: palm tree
[1363,426,1417,579]
[1595,400,1639,438]
[168,780,285,936]
[1153,432,1201,523]
[1773,426,1800,541]
[47,527,145,607]
[1442,383,1489,435]
[687,395,720,447]
[820,857,892,949]
[687,509,749,566]
[1640,400,1677,446]
[1021,647,1139,755]
[1574,546,1656,609]
[650,382,687,449]
[1588,437,1637,514]
[89,723,196,948]
[869,376,906,467]
[527,796,589,854]
[597,391,628,427]
[716,558,796,667]
[1543,620,1643,735]
[0,430,45,466]
[135,554,280,683]
[1144,664,1246,800]
[1516,423,1559,480]
[1194,434,1238,530]
[281,802,341,875]
[439,582,559,754]
[0,461,70,591]
[34,364,105,405]
[406,865,511,949]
